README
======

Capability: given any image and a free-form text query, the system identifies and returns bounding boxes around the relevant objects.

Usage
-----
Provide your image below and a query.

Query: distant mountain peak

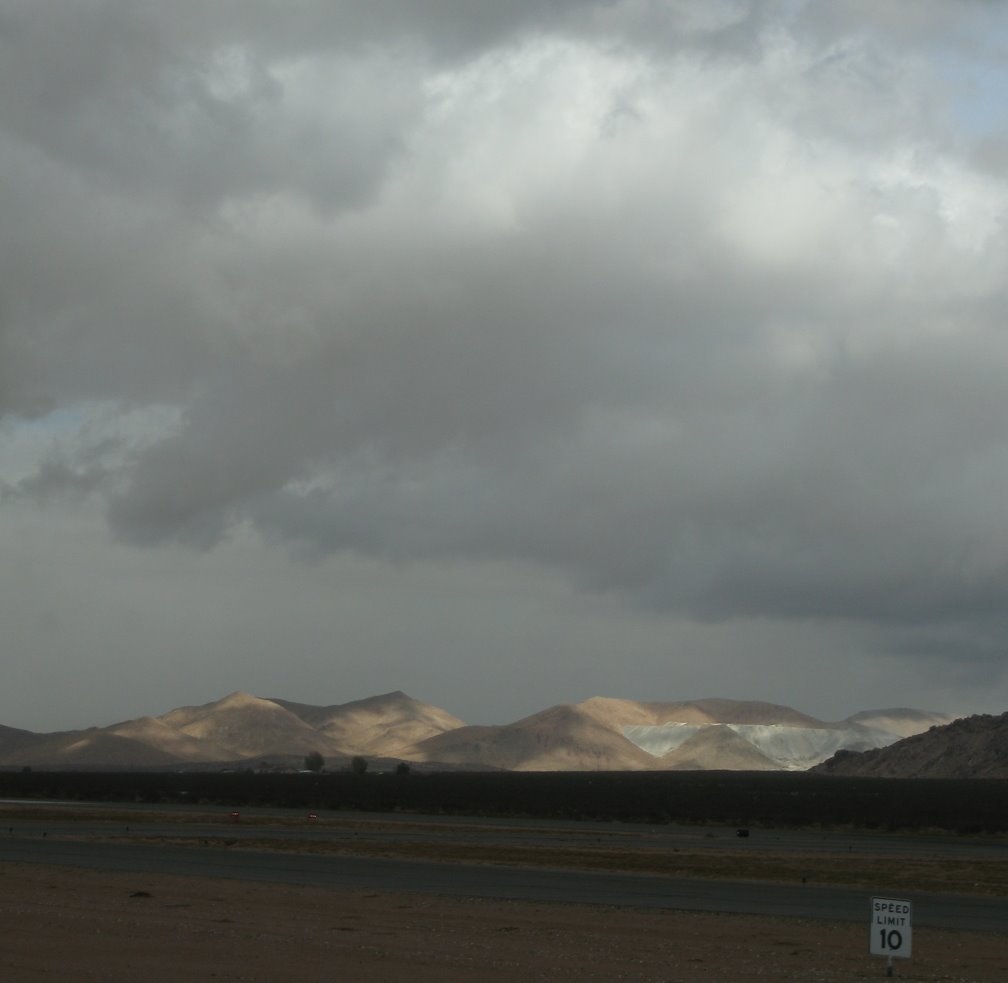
[216,691,269,708]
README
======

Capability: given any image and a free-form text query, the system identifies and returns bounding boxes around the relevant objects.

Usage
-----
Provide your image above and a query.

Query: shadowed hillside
[271,691,464,757]
[814,712,1008,778]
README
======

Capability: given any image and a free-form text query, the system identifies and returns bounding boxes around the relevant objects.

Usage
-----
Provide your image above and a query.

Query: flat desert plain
[2,862,1006,982]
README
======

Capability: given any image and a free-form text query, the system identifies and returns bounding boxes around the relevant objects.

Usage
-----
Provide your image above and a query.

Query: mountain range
[0,691,954,772]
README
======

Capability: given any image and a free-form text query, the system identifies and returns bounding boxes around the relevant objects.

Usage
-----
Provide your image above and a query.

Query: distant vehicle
[736,828,750,838]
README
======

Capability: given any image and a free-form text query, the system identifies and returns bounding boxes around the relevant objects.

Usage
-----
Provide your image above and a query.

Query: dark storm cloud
[3,1,1008,655]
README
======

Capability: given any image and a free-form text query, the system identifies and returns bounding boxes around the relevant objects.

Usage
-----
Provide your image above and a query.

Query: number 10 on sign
[870,897,912,959]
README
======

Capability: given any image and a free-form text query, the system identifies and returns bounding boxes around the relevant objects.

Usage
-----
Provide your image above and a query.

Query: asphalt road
[1,823,1005,933]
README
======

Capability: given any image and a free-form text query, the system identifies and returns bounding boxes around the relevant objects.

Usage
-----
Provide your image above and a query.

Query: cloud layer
[3,1,1008,724]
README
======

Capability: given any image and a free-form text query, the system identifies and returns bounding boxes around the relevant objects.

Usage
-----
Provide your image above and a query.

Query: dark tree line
[1,769,1006,832]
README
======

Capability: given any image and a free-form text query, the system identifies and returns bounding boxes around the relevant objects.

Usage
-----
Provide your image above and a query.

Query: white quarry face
[623,721,904,770]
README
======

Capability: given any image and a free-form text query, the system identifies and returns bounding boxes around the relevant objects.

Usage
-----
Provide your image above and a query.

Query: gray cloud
[2,453,110,505]
[2,1,1007,726]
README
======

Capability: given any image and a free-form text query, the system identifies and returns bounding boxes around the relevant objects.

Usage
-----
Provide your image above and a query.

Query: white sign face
[870,897,913,958]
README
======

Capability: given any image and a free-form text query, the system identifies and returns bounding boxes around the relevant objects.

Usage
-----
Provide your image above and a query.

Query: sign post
[870,897,912,976]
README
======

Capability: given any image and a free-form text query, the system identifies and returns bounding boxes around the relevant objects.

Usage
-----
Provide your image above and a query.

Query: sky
[2,1,1008,732]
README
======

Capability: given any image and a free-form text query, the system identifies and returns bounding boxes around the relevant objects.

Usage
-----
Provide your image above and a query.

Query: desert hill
[658,726,780,770]
[407,703,660,771]
[0,691,956,772]
[106,716,235,762]
[0,723,47,758]
[157,691,348,759]
[0,728,183,768]
[842,708,952,738]
[271,691,465,757]
[813,711,1008,778]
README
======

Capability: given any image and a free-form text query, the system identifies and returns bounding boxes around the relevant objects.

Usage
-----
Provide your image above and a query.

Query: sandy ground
[1,862,1005,982]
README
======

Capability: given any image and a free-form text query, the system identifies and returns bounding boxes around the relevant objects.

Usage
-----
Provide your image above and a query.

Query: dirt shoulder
[2,862,1006,982]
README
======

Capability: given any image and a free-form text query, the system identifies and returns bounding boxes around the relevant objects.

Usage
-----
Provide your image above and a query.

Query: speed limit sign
[870,897,912,959]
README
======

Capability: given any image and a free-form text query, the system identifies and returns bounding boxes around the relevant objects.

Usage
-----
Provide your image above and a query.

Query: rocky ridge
[813,711,1008,778]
